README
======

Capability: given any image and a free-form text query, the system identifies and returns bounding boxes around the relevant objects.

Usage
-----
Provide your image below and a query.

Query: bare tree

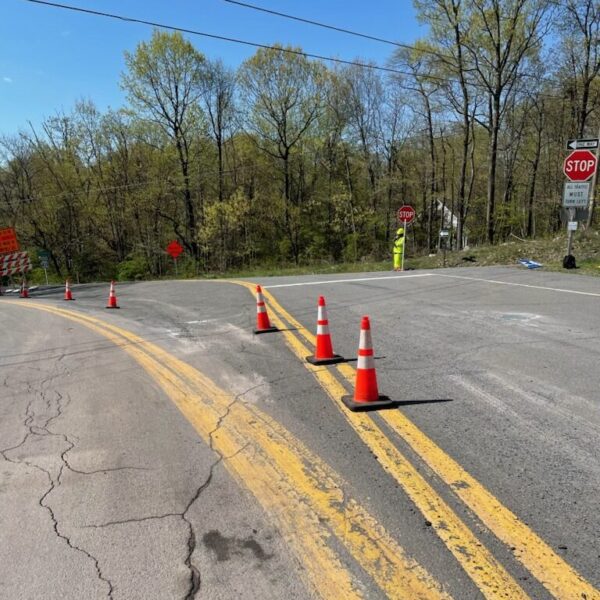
[559,0,600,137]
[465,0,551,243]
[201,59,236,204]
[239,46,324,263]
[412,0,478,249]
[121,30,206,263]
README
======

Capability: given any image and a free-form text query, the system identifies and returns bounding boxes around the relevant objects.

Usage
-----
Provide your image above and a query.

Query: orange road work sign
[0,228,20,254]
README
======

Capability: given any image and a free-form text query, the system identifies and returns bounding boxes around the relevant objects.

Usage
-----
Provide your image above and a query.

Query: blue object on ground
[518,259,543,269]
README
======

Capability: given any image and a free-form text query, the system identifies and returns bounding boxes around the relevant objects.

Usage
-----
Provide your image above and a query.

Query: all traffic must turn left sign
[563,149,597,182]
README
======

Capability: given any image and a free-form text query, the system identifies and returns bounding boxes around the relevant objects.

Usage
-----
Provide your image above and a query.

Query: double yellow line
[4,300,448,600]
[230,280,599,600]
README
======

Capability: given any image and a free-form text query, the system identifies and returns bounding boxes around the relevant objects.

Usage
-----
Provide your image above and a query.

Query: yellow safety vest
[393,230,405,253]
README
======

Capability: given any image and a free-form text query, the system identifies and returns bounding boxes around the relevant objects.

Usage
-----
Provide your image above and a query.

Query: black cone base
[341,395,398,412]
[306,354,345,366]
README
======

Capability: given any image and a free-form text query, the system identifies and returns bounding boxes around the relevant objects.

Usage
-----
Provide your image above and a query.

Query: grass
[15,231,600,285]
[404,231,600,276]
[207,260,393,279]
[210,231,600,279]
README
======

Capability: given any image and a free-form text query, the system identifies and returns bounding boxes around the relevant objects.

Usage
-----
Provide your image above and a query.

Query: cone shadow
[253,327,279,335]
[396,398,453,406]
[343,355,386,363]
[341,397,453,412]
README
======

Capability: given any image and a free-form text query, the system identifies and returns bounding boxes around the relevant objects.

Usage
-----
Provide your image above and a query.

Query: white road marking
[436,273,600,298]
[264,273,433,289]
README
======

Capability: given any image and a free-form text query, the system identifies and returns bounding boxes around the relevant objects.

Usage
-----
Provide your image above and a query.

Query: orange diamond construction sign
[0,228,20,254]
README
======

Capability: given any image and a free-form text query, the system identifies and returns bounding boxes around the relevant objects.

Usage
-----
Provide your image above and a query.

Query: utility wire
[223,0,445,57]
[22,0,447,81]
[223,0,572,90]
[20,1,573,101]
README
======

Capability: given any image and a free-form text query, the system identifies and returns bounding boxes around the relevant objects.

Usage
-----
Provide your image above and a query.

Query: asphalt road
[1,266,599,599]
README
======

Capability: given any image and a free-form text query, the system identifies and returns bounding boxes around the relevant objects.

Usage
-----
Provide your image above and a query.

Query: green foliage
[117,255,150,281]
[1,23,599,282]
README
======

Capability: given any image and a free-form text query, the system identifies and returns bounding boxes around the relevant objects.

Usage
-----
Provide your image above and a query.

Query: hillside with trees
[1,0,599,280]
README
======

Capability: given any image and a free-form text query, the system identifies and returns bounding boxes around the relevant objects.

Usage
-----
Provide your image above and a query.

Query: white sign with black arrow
[566,138,599,150]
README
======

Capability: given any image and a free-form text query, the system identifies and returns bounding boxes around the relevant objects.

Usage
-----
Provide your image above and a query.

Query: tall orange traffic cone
[19,278,30,299]
[64,279,74,301]
[306,296,344,365]
[106,280,120,309]
[342,316,396,411]
[253,285,277,334]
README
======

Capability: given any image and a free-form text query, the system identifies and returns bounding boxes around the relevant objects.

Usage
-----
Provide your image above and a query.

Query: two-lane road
[1,266,599,599]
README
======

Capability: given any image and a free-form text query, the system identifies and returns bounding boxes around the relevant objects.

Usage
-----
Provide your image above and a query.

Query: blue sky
[0,0,426,135]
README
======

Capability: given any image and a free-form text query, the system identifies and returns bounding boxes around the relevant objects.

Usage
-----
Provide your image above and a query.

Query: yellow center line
[3,299,449,600]
[228,280,529,599]
[243,281,600,600]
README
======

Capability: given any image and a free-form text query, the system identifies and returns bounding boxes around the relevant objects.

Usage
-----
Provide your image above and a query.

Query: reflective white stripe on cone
[254,285,277,334]
[342,316,396,411]
[306,295,344,365]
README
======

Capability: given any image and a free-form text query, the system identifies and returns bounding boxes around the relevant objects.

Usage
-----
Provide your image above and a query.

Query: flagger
[393,227,405,271]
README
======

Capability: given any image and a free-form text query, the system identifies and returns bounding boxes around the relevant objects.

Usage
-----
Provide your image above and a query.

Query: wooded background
[1,0,599,280]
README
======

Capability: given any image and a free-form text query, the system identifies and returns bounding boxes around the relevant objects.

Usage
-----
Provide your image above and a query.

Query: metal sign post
[566,208,576,257]
[38,250,51,285]
[440,230,449,267]
[41,260,49,285]
[401,231,406,272]
[166,240,184,276]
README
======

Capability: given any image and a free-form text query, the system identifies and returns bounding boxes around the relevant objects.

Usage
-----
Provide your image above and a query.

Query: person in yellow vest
[393,226,405,271]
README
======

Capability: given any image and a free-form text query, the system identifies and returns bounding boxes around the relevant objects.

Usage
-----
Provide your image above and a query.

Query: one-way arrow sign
[566,138,599,150]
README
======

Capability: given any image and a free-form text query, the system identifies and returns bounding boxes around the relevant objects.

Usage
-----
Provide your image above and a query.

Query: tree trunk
[176,137,198,262]
[527,126,542,237]
[426,97,436,251]
[486,98,501,244]
[456,106,470,250]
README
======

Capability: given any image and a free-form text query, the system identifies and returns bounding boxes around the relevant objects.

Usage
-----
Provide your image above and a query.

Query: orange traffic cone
[106,280,120,309]
[64,279,74,301]
[19,278,30,299]
[306,296,344,365]
[253,285,277,334]
[342,316,396,412]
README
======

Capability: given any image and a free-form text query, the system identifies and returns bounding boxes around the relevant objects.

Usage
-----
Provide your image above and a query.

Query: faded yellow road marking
[229,281,528,599]
[4,300,449,600]
[245,281,600,600]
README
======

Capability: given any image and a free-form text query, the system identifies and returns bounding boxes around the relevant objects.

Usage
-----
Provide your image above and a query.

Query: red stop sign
[166,240,184,259]
[563,149,597,182]
[397,205,415,224]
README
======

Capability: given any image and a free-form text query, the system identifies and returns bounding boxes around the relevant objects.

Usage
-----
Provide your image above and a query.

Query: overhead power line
[223,0,439,55]
[21,0,570,99]
[22,0,445,81]
[223,0,569,89]
[223,0,479,67]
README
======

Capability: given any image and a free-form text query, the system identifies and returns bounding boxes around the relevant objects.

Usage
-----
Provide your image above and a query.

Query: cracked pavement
[0,306,311,599]
[3,268,600,599]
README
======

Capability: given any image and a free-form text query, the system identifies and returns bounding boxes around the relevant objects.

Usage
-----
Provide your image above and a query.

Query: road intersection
[1,267,599,599]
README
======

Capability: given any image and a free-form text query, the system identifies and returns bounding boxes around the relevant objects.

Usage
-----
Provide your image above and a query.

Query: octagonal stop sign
[563,149,597,182]
[397,205,415,224]
[166,240,184,259]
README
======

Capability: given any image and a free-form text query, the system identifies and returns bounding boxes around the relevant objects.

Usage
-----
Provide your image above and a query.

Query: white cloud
[2,77,12,84]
